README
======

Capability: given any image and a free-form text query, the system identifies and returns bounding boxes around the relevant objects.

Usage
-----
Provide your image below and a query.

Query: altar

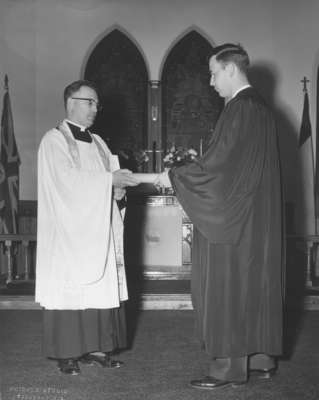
[124,193,192,280]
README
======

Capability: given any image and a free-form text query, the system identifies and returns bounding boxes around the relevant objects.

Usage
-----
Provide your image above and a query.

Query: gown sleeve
[169,96,275,244]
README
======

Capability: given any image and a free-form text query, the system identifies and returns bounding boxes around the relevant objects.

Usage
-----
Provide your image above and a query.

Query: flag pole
[298,76,316,286]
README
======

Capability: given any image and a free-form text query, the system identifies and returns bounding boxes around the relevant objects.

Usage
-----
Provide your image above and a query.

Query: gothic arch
[159,26,215,79]
[82,25,150,79]
[84,27,149,169]
[160,28,223,151]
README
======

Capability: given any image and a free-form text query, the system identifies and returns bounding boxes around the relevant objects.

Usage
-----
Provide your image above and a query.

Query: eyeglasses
[71,97,103,111]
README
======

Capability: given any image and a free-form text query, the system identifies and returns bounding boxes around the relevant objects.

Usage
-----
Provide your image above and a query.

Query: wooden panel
[125,196,183,268]
[18,200,37,234]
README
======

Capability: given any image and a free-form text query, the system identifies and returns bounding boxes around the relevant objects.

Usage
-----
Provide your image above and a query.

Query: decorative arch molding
[84,26,149,168]
[159,26,215,80]
[81,24,150,79]
[160,27,223,152]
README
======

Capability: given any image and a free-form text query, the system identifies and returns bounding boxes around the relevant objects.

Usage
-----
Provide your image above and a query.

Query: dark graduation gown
[169,87,283,358]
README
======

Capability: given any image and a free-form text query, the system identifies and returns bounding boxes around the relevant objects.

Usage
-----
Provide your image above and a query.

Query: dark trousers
[43,305,127,359]
[209,353,276,382]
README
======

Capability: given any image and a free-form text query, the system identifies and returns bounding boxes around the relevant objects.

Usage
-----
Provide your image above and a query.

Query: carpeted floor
[0,309,319,400]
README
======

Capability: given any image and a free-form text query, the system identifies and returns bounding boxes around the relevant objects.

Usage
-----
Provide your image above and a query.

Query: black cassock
[169,87,284,358]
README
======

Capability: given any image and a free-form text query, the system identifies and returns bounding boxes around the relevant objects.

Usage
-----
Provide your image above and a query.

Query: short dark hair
[63,79,98,109]
[210,43,250,74]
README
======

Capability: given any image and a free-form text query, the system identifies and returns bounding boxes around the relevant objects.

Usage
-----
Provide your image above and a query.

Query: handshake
[133,170,172,190]
[112,169,172,190]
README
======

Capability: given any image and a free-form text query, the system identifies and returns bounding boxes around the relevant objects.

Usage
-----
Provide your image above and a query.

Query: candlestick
[153,141,156,172]
[199,138,203,157]
[151,106,158,121]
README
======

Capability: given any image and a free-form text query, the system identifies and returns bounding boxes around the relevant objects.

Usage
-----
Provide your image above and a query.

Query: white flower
[188,148,198,156]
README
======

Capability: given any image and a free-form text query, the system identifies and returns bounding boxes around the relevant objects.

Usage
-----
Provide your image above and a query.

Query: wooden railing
[286,235,319,288]
[0,233,319,289]
[0,234,37,284]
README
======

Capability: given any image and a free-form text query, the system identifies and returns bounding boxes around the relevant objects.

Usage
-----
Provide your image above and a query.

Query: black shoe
[57,358,80,375]
[190,376,246,390]
[80,352,123,369]
[250,368,277,379]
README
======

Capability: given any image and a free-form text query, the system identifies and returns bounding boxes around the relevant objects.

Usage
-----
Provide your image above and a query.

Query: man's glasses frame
[71,97,102,111]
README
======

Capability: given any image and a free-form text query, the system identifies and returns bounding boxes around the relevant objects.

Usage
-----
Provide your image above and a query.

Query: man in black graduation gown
[156,43,284,389]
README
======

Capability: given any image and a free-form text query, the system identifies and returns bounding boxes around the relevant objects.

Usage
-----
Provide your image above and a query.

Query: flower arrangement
[163,145,198,169]
[118,148,149,172]
[132,149,150,167]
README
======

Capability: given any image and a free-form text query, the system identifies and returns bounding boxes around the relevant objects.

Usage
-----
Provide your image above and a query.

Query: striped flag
[0,75,20,233]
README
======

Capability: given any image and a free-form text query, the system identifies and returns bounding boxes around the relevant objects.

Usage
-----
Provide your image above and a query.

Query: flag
[314,68,319,280]
[315,68,319,229]
[298,85,315,235]
[0,75,20,234]
[299,90,312,147]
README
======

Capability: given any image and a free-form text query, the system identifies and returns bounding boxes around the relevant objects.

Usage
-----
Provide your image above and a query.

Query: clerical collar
[66,120,92,143]
[232,85,251,99]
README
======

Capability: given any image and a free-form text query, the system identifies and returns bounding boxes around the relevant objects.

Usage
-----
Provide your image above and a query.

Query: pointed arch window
[161,30,223,152]
[85,29,148,170]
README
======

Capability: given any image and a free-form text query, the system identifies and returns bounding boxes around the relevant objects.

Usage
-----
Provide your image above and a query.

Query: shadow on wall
[249,63,306,359]
[249,62,301,236]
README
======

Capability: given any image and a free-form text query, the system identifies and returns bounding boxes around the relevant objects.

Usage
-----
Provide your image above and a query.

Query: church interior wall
[0,0,318,234]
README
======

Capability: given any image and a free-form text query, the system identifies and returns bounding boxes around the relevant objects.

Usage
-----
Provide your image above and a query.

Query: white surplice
[35,120,128,310]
